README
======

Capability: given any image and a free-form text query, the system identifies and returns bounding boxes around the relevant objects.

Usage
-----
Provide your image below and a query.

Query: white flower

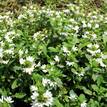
[82,21,87,28]
[50,61,55,65]
[41,64,48,73]
[91,34,97,39]
[87,43,92,48]
[41,64,46,69]
[54,55,60,62]
[26,56,34,62]
[95,23,99,28]
[87,49,96,56]
[31,91,39,100]
[23,63,35,74]
[87,23,92,28]
[63,9,70,14]
[95,49,101,53]
[94,44,99,49]
[33,32,41,39]
[81,101,87,107]
[5,48,14,54]
[72,46,78,51]
[0,96,14,104]
[31,90,53,107]
[4,96,14,103]
[32,102,44,107]
[73,26,79,32]
[62,46,70,53]
[18,14,26,19]
[0,48,3,58]
[35,62,41,67]
[43,90,53,106]
[96,58,106,67]
[0,96,4,103]
[19,58,25,65]
[66,61,74,66]
[42,78,51,87]
[31,85,38,92]
[69,90,77,100]
[101,54,107,59]
[19,49,23,56]
[42,78,55,88]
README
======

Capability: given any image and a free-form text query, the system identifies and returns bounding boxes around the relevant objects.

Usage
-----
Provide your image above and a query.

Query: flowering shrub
[0,2,107,107]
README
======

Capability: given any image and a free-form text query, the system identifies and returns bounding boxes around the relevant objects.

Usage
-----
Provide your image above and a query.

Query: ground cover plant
[0,0,107,107]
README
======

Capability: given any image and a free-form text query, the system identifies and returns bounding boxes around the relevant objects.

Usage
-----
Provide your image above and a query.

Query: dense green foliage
[0,1,107,107]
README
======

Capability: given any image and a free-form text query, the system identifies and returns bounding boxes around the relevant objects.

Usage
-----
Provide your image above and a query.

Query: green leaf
[14,93,26,99]
[96,76,103,86]
[11,80,18,89]
[91,85,99,92]
[69,90,77,99]
[103,35,107,44]
[82,87,92,95]
[53,98,63,107]
[78,94,86,102]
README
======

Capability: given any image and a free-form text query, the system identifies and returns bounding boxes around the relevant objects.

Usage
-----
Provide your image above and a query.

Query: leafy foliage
[0,1,107,107]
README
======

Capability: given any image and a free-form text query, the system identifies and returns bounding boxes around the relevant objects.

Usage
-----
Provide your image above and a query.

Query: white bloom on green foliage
[81,101,87,107]
[31,89,53,107]
[72,46,78,51]
[66,61,74,66]
[41,64,46,69]
[0,96,4,103]
[94,44,99,49]
[18,14,26,19]
[82,21,87,28]
[87,23,92,28]
[33,32,41,40]
[42,78,55,88]
[87,49,101,56]
[19,49,23,56]
[35,62,41,67]
[26,56,34,63]
[63,9,70,14]
[69,90,77,100]
[87,43,92,48]
[96,58,106,67]
[43,90,53,106]
[0,48,3,58]
[41,64,48,73]
[31,85,38,92]
[0,60,9,64]
[91,34,97,39]
[87,43,101,56]
[73,26,79,32]
[31,91,39,100]
[101,54,107,59]
[5,48,14,54]
[23,63,35,75]
[62,46,70,53]
[0,96,14,104]
[4,31,15,42]
[54,55,60,62]
[95,23,99,28]
[4,96,14,103]
[19,58,25,65]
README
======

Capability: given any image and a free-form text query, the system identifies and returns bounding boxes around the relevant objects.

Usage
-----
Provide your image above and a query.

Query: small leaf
[82,87,92,95]
[11,80,18,89]
[78,94,86,102]
[91,85,99,92]
[14,93,26,98]
[53,98,63,107]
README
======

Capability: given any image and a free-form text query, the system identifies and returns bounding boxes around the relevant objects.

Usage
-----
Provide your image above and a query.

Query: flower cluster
[0,1,107,107]
[31,85,53,107]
